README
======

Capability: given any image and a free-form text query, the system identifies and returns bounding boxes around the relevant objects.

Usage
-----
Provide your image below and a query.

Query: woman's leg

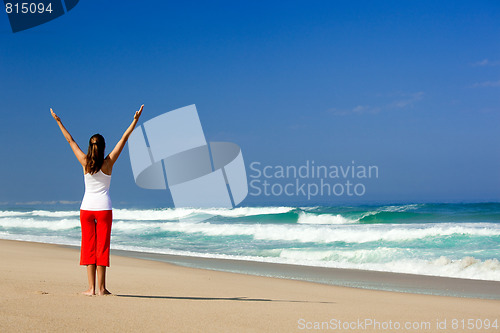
[80,210,97,295]
[95,210,113,295]
[96,266,111,295]
[83,264,96,295]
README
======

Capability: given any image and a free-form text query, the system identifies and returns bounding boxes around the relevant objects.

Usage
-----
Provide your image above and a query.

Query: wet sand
[1,239,499,332]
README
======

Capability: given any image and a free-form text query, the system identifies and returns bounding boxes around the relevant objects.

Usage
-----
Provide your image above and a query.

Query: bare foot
[81,288,95,296]
[98,289,112,296]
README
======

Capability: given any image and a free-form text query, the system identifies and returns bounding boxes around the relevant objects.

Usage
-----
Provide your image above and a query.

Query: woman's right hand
[134,104,144,120]
[50,108,60,122]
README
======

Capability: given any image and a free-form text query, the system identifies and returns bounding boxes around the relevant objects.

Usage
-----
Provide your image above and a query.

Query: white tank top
[80,170,112,211]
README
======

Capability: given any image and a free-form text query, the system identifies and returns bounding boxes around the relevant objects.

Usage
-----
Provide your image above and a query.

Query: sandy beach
[1,239,499,332]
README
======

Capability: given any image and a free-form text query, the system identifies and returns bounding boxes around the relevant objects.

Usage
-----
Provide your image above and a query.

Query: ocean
[1,202,499,282]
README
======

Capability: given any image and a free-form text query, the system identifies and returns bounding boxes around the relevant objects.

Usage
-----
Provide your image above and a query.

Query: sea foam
[1,204,499,282]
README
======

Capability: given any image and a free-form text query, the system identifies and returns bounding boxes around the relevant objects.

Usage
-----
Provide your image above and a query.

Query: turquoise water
[1,203,499,281]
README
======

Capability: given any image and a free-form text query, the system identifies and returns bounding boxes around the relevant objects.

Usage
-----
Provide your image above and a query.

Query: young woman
[50,105,143,295]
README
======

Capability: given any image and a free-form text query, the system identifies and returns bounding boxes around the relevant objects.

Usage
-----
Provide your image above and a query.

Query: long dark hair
[86,134,105,174]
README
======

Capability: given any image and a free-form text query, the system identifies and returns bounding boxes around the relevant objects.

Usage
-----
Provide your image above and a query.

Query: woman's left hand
[50,108,60,122]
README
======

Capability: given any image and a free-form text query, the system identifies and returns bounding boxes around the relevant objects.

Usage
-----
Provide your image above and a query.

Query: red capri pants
[80,210,113,267]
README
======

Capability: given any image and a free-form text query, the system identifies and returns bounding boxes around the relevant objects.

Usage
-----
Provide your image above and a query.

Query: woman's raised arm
[50,108,86,168]
[107,104,144,167]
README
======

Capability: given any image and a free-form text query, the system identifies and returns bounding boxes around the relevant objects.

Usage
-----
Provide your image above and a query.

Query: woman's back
[81,170,112,211]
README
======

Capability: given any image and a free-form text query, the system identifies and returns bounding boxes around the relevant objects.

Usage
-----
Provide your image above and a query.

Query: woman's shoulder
[101,158,112,175]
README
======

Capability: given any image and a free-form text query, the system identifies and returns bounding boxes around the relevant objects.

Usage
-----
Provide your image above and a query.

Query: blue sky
[0,0,499,207]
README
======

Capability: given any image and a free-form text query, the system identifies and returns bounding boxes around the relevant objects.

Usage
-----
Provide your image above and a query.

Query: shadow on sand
[116,294,334,304]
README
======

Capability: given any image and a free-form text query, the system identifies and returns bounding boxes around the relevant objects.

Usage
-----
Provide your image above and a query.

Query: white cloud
[472,59,500,67]
[352,105,381,114]
[329,92,424,116]
[329,105,381,116]
[12,200,80,205]
[387,92,424,109]
[472,80,500,88]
